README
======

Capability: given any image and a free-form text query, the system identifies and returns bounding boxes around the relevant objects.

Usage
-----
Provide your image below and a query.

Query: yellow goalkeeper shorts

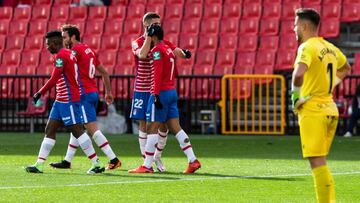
[298,115,338,158]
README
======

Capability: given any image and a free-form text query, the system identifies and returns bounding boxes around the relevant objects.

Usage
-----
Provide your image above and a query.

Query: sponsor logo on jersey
[153,51,161,60]
[55,58,63,68]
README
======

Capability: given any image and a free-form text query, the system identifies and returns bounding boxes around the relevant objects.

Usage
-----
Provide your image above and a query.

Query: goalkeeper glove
[33,92,41,104]
[182,49,192,59]
[154,94,163,109]
[291,86,311,113]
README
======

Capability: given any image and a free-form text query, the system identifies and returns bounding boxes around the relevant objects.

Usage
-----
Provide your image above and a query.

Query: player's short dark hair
[152,24,164,40]
[45,30,62,39]
[295,8,320,28]
[61,24,81,41]
[143,12,160,24]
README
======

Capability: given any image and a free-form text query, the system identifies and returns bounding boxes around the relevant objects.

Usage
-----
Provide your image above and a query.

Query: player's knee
[45,125,56,138]
[70,124,85,138]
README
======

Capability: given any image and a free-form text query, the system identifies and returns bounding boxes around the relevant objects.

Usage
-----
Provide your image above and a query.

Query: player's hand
[33,92,41,104]
[147,24,156,37]
[291,90,311,113]
[154,94,163,109]
[105,93,114,105]
[182,49,192,59]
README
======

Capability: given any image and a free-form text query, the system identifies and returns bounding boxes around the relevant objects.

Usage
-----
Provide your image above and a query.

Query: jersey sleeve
[294,43,313,69]
[335,47,347,69]
[38,56,64,94]
[163,40,177,51]
[152,47,163,95]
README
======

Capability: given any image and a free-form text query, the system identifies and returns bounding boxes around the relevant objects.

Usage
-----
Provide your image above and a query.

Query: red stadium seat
[88,6,107,21]
[242,3,262,19]
[322,4,341,19]
[341,3,360,22]
[85,21,104,36]
[126,4,145,20]
[224,0,242,3]
[166,34,179,46]
[24,35,43,51]
[239,18,260,35]
[234,52,255,74]
[281,2,301,20]
[119,34,138,50]
[205,0,222,2]
[0,66,16,98]
[31,5,51,21]
[275,49,296,71]
[303,4,321,14]
[5,36,25,51]
[260,18,280,36]
[123,19,142,35]
[69,6,88,21]
[13,7,31,21]
[20,51,40,69]
[148,0,166,4]
[302,0,321,4]
[259,36,279,51]
[115,50,134,74]
[0,36,5,52]
[194,51,215,74]
[0,7,13,21]
[214,49,236,72]
[223,3,241,19]
[29,20,48,36]
[183,3,203,19]
[263,0,281,3]
[343,0,360,3]
[146,4,165,18]
[111,0,128,4]
[83,35,102,52]
[179,34,198,51]
[282,0,301,3]
[219,34,238,51]
[48,20,67,31]
[9,21,29,36]
[319,19,340,38]
[177,57,194,75]
[200,19,220,34]
[129,0,147,4]
[34,0,53,4]
[254,50,276,75]
[323,0,341,3]
[280,20,294,34]
[53,0,71,4]
[198,34,218,51]
[37,50,54,75]
[50,6,69,21]
[165,4,184,20]
[262,3,281,19]
[104,20,123,36]
[181,19,200,34]
[1,50,21,68]
[279,34,298,51]
[167,0,184,4]
[163,19,181,34]
[98,51,117,69]
[238,34,258,52]
[203,3,222,19]
[243,0,260,3]
[66,21,85,34]
[0,21,9,36]
[220,18,239,35]
[101,35,120,51]
[353,53,360,74]
[107,5,126,21]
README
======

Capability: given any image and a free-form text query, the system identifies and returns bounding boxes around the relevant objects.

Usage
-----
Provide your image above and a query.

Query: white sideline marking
[1,171,360,190]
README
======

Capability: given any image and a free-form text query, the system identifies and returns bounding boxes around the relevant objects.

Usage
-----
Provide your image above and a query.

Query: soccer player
[25,30,105,174]
[129,24,201,174]
[291,8,351,203]
[130,12,191,172]
[49,25,121,170]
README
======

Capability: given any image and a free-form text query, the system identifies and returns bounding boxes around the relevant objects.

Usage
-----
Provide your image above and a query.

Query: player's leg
[138,119,147,158]
[300,115,337,203]
[153,123,168,172]
[344,107,359,137]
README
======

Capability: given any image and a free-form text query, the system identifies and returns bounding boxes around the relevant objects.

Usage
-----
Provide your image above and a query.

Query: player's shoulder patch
[132,41,139,50]
[71,50,77,56]
[152,51,161,60]
[55,58,64,68]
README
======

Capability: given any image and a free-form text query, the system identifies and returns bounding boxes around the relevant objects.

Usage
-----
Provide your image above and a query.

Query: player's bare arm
[137,36,152,59]
[336,62,351,84]
[96,64,113,105]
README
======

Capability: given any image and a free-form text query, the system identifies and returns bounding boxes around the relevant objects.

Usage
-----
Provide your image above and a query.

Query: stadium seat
[9,21,29,36]
[38,49,54,74]
[148,0,166,4]
[254,50,276,75]
[69,6,88,21]
[88,6,107,21]
[194,51,215,74]
[129,0,147,4]
[353,52,360,74]
[146,4,165,18]
[85,21,104,36]
[167,0,184,3]
[259,36,279,51]
[192,52,215,99]
[303,4,321,14]
[280,20,294,34]
[262,3,281,19]
[203,3,222,19]
[183,3,203,19]
[48,20,67,31]
[119,34,138,50]
[181,19,200,34]
[107,5,126,21]
[123,19,142,35]
[111,0,128,4]
[238,34,258,52]
[220,18,239,35]
[322,4,341,19]
[166,34,179,46]
[260,18,280,36]
[31,5,51,21]
[323,0,341,3]
[165,4,184,20]
[83,35,102,52]
[34,0,53,4]
[198,34,218,51]
[275,49,296,71]
[214,49,236,73]
[176,56,194,75]
[163,19,181,34]
[101,35,120,52]
[222,3,241,19]
[279,34,298,51]
[341,3,360,22]
[98,51,117,70]
[200,19,220,34]
[224,0,242,3]
[319,19,340,38]
[13,7,31,21]
[243,0,261,3]
[263,0,281,3]
[0,7,13,21]
[0,21,9,36]
[66,21,85,34]
[126,4,145,20]
[104,20,123,36]
[53,0,72,4]
[179,34,198,51]
[242,3,262,19]
[282,0,301,3]
[115,50,134,74]
[219,34,238,51]
[302,0,321,4]
[50,6,69,21]
[29,20,48,36]
[234,52,255,74]
[20,51,40,70]
[239,18,260,35]
[5,36,25,51]
[0,36,5,52]
[1,50,21,68]
[281,2,301,20]
[24,36,43,51]
[0,66,16,98]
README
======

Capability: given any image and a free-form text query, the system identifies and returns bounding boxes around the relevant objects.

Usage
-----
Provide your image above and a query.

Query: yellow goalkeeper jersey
[293,37,347,116]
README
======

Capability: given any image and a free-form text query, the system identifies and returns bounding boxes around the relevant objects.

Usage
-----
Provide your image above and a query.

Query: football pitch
[0,133,359,203]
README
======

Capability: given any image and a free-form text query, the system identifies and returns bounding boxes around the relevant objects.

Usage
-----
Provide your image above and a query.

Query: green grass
[0,133,359,203]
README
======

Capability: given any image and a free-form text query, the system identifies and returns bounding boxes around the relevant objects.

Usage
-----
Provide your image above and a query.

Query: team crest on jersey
[132,42,139,50]
[55,58,63,68]
[153,51,161,60]
[71,50,77,56]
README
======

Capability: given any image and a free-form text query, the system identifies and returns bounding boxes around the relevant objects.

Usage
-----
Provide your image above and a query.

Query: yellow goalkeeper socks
[312,165,336,203]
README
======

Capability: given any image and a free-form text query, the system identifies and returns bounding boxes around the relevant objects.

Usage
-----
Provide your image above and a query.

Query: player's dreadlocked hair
[61,24,81,41]
[295,8,320,28]
[143,12,160,24]
[45,30,63,45]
